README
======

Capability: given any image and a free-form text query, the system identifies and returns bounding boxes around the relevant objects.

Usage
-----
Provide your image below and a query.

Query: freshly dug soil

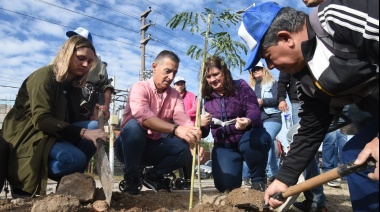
[0,179,351,212]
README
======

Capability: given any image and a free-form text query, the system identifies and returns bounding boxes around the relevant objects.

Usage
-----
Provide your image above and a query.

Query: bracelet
[80,128,87,140]
[172,124,179,135]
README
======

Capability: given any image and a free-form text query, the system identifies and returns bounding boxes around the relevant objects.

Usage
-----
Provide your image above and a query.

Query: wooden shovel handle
[273,157,376,201]
[98,110,105,130]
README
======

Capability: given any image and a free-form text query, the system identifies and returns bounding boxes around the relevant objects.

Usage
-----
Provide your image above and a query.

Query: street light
[236,3,256,14]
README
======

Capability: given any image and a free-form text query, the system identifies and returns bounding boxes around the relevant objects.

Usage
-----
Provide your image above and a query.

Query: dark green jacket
[1,65,82,195]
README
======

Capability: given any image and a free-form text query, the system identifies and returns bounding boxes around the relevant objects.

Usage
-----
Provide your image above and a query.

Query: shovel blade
[96,139,114,206]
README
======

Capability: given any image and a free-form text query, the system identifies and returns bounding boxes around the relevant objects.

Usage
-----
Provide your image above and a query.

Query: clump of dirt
[225,187,266,211]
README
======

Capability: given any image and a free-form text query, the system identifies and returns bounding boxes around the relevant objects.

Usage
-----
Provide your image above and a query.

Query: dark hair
[261,7,307,49]
[155,50,180,64]
[202,56,236,100]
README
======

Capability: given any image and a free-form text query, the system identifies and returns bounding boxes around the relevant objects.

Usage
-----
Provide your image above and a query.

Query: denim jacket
[258,81,281,115]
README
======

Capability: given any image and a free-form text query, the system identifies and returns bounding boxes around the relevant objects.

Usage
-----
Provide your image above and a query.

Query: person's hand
[355,136,379,181]
[93,104,110,121]
[190,145,205,162]
[201,112,212,127]
[264,179,289,209]
[278,101,289,112]
[99,105,110,121]
[82,128,108,148]
[198,146,205,162]
[175,126,202,145]
[257,98,263,107]
[235,117,251,130]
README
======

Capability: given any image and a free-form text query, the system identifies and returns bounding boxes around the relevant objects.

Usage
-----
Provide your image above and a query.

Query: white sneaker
[327,179,341,187]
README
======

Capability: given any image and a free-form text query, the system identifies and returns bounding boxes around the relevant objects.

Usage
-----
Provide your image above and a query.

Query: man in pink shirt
[115,50,202,195]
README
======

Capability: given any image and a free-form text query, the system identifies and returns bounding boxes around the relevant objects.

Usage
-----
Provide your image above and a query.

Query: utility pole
[140,7,153,81]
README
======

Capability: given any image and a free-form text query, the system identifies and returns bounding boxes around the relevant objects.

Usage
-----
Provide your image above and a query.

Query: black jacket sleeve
[277,72,290,102]
[275,81,333,186]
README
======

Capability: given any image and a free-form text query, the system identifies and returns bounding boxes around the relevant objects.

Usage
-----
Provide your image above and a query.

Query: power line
[145,0,176,14]
[154,38,187,55]
[0,85,19,89]
[84,0,140,20]
[84,0,204,53]
[34,0,140,33]
[0,7,154,53]
[152,25,195,47]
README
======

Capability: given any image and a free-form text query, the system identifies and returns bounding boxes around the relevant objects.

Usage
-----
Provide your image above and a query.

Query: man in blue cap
[238,1,378,211]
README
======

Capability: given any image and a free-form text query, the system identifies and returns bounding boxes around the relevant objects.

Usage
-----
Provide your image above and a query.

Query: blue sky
[0,0,313,143]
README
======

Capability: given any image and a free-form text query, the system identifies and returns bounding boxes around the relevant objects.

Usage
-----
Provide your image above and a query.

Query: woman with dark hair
[200,56,271,192]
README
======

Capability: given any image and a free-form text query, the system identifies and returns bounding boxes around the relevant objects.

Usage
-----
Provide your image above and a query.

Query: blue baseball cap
[66,27,93,43]
[238,2,282,71]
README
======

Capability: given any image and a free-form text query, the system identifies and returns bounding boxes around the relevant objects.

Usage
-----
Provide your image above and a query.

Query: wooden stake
[189,13,212,210]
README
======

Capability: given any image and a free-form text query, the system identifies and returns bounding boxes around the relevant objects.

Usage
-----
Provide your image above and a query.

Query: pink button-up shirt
[121,78,193,140]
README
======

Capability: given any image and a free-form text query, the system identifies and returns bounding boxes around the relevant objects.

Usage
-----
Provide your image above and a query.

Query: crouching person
[1,35,108,198]
[115,50,201,195]
[200,56,271,193]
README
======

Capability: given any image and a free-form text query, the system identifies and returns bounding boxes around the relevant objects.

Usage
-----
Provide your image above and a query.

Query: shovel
[262,157,376,211]
[96,111,114,206]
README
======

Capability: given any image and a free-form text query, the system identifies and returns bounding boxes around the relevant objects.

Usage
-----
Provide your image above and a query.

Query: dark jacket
[201,79,263,144]
[1,65,84,195]
[277,72,298,103]
[276,0,379,186]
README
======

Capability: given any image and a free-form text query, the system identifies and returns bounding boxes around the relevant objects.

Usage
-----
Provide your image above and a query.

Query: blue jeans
[342,119,379,212]
[213,127,271,192]
[291,102,301,125]
[322,130,348,173]
[114,119,191,179]
[303,158,326,207]
[48,121,98,181]
[242,161,249,179]
[263,121,282,178]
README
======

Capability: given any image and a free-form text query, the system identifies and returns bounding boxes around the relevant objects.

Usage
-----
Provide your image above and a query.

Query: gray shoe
[251,182,266,192]
[243,178,251,186]
[142,173,171,193]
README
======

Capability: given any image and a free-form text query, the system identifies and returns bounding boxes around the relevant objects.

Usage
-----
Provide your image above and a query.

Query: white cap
[254,61,264,68]
[66,27,93,43]
[173,76,186,84]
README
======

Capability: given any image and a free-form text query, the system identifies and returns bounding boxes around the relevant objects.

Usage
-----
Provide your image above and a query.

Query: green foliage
[199,140,213,151]
[166,1,248,73]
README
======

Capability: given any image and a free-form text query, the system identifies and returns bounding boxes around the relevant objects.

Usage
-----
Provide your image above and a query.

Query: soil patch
[0,179,351,212]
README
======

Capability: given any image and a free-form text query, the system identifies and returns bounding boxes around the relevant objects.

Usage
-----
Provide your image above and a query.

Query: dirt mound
[0,180,351,211]
[0,187,267,212]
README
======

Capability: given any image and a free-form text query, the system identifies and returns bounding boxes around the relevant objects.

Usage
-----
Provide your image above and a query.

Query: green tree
[166,1,248,73]
[199,140,213,152]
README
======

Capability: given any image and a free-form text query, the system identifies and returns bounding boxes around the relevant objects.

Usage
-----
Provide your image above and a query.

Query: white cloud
[0,0,312,102]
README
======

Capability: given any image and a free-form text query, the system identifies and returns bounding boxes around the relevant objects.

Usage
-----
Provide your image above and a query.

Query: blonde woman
[249,61,282,182]
[2,35,107,198]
